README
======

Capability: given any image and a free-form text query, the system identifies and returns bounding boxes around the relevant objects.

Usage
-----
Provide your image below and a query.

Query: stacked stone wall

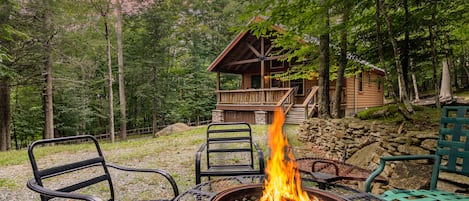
[298,118,468,194]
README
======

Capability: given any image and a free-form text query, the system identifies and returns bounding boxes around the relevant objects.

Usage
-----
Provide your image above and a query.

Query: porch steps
[285,106,307,125]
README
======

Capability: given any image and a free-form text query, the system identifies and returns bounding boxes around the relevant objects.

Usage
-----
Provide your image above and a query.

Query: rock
[346,142,385,169]
[390,136,412,144]
[413,132,439,139]
[397,145,430,155]
[389,162,433,190]
[154,123,191,136]
[439,172,469,186]
[421,139,438,150]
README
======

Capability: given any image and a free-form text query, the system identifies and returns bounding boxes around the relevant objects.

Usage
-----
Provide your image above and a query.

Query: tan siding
[345,72,384,111]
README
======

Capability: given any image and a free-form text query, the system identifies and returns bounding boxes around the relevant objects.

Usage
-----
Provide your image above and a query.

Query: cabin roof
[208,17,384,74]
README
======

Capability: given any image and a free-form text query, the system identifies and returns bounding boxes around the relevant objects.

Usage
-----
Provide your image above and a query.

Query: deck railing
[302,86,319,118]
[275,87,296,115]
[216,88,292,105]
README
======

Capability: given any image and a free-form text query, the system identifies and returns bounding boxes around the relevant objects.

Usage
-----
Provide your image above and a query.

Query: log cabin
[209,20,385,125]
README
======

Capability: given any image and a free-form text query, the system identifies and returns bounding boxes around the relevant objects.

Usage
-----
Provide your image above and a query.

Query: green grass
[455,90,469,99]
[0,124,300,168]
[0,178,18,188]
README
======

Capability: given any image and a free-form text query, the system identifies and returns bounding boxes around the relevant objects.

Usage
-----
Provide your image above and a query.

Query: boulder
[346,142,386,169]
[154,123,191,136]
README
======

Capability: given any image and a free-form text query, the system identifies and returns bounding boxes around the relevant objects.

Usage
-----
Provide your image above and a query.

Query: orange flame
[260,108,317,201]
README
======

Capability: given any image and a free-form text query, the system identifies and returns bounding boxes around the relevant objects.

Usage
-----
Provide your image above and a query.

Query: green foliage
[356,104,441,130]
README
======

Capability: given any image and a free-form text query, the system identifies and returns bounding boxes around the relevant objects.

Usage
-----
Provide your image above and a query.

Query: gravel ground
[0,125,315,201]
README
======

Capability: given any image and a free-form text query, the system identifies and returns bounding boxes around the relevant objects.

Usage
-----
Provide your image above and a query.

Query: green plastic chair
[364,106,469,201]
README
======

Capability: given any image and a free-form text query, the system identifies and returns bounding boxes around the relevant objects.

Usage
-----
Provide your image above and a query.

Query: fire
[260,109,318,201]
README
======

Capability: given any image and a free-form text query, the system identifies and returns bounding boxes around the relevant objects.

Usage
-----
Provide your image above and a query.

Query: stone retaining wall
[298,118,468,194]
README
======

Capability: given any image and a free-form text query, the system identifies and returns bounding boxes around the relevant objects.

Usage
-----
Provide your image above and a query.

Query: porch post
[260,37,265,104]
[261,37,265,89]
[216,72,220,103]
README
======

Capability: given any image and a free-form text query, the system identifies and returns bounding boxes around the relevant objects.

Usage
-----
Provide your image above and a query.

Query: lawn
[0,124,306,200]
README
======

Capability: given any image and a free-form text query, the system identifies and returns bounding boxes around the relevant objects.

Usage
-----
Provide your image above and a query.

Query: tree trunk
[104,12,115,143]
[332,8,348,119]
[152,64,158,136]
[379,0,413,113]
[402,0,410,97]
[462,53,469,88]
[114,0,126,140]
[410,60,419,101]
[318,1,331,118]
[440,60,452,103]
[0,78,11,151]
[43,0,54,139]
[375,0,397,103]
[429,0,440,108]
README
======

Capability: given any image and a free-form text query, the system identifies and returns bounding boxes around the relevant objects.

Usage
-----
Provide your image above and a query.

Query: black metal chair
[195,122,265,184]
[364,106,469,200]
[27,135,179,201]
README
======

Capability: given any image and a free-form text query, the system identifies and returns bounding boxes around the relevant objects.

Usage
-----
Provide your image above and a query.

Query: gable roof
[208,17,384,74]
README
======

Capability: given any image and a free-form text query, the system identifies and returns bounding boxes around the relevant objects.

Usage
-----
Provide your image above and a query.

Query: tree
[42,0,55,139]
[0,0,14,150]
[92,0,115,143]
[331,1,349,119]
[378,0,413,113]
[317,0,331,118]
[439,60,452,102]
[114,0,126,140]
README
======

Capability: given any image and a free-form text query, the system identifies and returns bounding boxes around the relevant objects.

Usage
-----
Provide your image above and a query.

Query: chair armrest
[27,178,103,201]
[364,154,437,193]
[252,142,265,172]
[195,143,207,184]
[106,163,179,198]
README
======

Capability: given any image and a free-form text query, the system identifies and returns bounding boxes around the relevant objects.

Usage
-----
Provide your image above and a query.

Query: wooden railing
[217,88,291,105]
[275,87,296,115]
[302,86,319,118]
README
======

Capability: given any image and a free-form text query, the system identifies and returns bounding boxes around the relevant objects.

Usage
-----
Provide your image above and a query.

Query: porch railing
[216,88,292,105]
[302,86,319,118]
[275,87,296,115]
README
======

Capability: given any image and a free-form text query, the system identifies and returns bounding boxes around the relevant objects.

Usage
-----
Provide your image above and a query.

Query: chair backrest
[205,122,255,169]
[426,106,469,190]
[28,135,114,201]
[436,106,469,176]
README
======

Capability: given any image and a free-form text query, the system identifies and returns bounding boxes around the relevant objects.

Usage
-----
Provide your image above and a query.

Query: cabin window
[251,75,261,89]
[358,72,363,92]
[270,72,284,88]
[290,79,304,96]
[270,60,284,69]
[378,79,382,91]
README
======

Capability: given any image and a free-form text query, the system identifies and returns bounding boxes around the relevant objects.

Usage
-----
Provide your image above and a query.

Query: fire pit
[174,175,384,201]
[213,183,345,201]
[176,109,383,201]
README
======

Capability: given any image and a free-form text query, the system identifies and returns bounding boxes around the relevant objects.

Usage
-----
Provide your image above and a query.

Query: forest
[0,0,468,151]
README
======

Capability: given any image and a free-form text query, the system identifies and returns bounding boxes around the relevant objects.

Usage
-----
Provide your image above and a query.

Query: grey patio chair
[27,135,179,201]
[195,122,265,184]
